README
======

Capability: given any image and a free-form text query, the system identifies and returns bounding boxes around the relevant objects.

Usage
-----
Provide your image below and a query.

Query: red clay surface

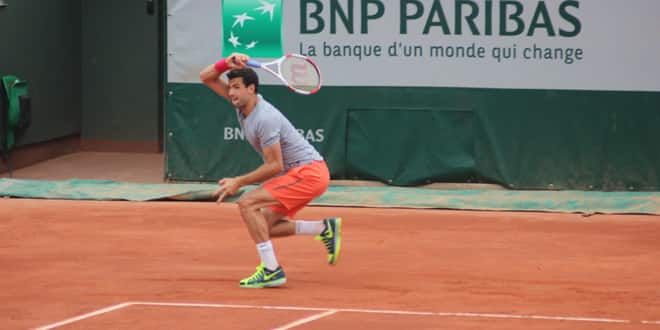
[1,199,659,329]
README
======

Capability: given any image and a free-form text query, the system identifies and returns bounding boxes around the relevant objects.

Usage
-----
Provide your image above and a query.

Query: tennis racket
[246,54,322,95]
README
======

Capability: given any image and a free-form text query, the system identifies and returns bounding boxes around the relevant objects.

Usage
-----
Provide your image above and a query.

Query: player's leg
[236,188,287,288]
[263,161,342,265]
[259,207,294,237]
[260,206,327,238]
[270,219,295,236]
[260,212,342,265]
[236,188,280,243]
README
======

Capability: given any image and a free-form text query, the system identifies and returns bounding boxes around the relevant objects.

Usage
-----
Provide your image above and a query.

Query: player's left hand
[215,177,242,203]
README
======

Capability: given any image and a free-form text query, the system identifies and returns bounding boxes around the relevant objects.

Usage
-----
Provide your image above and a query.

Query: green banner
[222,0,283,58]
[165,83,660,191]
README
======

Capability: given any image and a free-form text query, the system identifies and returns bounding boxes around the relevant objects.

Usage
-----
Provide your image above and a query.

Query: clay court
[2,198,659,329]
[3,1,660,329]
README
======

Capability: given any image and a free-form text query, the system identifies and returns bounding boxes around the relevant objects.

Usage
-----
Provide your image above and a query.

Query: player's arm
[199,64,230,101]
[216,143,283,202]
[235,143,284,186]
[199,53,249,102]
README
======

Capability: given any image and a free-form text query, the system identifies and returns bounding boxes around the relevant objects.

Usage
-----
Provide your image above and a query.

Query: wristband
[214,59,229,73]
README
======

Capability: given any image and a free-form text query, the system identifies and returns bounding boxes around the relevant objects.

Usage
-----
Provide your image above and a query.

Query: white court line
[271,310,338,330]
[131,302,633,324]
[35,301,660,329]
[131,301,332,312]
[34,302,132,330]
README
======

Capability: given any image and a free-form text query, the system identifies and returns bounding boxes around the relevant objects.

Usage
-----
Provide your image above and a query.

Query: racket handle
[246,59,262,68]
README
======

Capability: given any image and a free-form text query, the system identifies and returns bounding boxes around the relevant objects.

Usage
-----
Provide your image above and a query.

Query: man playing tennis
[200,53,342,288]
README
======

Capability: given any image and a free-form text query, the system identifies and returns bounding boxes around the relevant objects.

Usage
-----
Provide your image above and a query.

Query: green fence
[165,84,660,191]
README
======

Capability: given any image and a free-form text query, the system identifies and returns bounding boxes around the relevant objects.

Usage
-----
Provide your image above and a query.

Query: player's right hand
[227,53,249,69]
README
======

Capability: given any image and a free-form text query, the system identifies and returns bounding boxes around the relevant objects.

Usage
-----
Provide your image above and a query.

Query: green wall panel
[0,0,81,145]
[346,108,476,185]
[81,0,159,143]
[165,83,660,190]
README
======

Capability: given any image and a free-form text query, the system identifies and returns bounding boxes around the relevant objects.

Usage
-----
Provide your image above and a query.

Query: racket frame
[247,53,322,95]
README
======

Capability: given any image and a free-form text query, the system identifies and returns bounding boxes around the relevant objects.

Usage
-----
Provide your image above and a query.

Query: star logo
[223,0,283,57]
[228,31,241,47]
[232,12,255,28]
[246,41,258,49]
[256,1,276,21]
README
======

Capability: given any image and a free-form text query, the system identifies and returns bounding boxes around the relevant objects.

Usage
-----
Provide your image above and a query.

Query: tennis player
[200,53,342,288]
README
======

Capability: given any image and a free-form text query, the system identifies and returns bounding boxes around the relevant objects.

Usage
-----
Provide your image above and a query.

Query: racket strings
[280,57,321,93]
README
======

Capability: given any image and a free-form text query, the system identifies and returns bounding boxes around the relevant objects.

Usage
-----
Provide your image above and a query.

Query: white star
[246,41,258,49]
[228,31,241,47]
[255,1,276,21]
[232,12,255,28]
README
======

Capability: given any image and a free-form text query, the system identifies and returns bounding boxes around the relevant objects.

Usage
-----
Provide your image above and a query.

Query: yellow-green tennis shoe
[316,217,342,265]
[239,264,286,288]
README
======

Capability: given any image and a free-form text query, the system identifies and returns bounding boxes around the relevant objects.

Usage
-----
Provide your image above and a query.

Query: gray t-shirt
[236,94,323,172]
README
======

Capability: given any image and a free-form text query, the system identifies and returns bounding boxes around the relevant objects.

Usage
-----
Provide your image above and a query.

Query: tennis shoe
[316,217,342,265]
[239,264,286,288]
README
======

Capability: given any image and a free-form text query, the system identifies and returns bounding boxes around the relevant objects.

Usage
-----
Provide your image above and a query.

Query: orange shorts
[263,160,330,218]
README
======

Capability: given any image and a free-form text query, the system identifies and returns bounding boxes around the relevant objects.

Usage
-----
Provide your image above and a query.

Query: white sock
[295,220,325,235]
[256,240,279,271]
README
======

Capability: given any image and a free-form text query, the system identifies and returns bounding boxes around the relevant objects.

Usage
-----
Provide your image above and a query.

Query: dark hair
[227,68,259,93]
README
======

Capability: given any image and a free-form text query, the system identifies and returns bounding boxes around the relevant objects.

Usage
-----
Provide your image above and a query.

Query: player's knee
[236,195,256,212]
